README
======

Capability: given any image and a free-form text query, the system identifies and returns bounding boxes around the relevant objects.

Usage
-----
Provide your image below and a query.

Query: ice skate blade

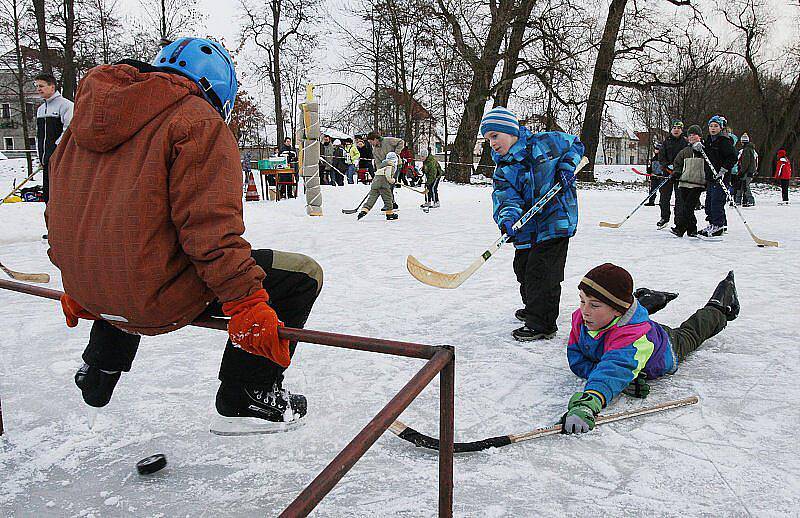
[209,414,305,435]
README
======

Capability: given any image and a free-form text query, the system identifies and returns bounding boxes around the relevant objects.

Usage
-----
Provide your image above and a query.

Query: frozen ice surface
[1,165,798,516]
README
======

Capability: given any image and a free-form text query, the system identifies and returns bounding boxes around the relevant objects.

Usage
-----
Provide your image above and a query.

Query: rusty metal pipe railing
[279,348,454,516]
[0,278,455,516]
[0,279,439,359]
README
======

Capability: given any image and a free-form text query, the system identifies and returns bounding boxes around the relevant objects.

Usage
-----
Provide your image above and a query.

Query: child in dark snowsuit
[483,107,584,342]
[560,263,739,434]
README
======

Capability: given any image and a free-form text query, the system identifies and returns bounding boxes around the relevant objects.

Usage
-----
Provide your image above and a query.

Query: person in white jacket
[35,72,73,208]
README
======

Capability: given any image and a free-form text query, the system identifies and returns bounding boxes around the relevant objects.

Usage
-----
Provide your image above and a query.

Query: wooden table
[259,168,296,201]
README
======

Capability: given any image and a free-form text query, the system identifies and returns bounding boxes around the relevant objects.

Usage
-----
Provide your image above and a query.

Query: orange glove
[60,294,98,328]
[222,288,290,368]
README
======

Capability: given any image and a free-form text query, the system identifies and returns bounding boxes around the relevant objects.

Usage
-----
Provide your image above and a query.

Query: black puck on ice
[136,453,167,475]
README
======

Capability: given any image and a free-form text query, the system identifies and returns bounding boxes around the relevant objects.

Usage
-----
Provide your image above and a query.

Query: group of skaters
[36,35,746,440]
[276,131,445,219]
[645,117,792,239]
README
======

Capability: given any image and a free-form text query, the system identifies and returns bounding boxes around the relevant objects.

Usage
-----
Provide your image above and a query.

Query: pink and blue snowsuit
[567,302,677,405]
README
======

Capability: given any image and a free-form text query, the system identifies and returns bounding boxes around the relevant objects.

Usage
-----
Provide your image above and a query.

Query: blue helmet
[152,37,238,123]
[708,115,727,128]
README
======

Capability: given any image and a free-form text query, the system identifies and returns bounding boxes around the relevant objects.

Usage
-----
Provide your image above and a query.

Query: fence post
[439,348,454,517]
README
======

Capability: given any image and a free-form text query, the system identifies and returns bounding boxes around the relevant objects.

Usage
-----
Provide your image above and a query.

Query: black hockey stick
[389,395,699,453]
[342,191,370,214]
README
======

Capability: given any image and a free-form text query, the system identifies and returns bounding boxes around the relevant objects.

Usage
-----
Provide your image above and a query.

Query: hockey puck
[136,454,167,475]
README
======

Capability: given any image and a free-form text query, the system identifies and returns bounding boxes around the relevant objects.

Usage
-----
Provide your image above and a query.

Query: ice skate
[706,271,739,321]
[211,381,307,435]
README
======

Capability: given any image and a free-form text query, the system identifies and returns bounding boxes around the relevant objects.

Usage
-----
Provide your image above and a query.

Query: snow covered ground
[1,173,798,517]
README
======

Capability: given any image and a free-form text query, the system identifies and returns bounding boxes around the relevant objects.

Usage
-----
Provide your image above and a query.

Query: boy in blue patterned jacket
[481,107,584,342]
[561,263,739,434]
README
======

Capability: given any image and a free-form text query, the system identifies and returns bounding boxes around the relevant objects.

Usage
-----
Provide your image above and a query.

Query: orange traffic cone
[245,170,260,201]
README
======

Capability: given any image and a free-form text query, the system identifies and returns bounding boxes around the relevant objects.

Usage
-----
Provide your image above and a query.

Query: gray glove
[692,141,704,152]
[716,167,728,180]
[562,413,592,434]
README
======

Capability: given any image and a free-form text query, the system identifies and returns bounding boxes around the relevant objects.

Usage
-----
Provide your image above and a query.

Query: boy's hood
[70,63,202,153]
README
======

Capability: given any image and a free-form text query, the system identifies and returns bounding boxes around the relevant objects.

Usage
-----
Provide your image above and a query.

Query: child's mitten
[560,391,603,434]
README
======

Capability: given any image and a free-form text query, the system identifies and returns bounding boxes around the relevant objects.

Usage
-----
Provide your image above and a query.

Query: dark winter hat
[578,263,634,313]
[687,124,703,137]
[480,107,520,137]
[671,119,684,128]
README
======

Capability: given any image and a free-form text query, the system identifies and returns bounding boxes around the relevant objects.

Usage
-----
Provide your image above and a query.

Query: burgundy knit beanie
[578,263,634,313]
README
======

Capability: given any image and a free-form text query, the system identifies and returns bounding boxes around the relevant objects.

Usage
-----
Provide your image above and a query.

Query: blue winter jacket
[567,302,678,406]
[491,128,584,248]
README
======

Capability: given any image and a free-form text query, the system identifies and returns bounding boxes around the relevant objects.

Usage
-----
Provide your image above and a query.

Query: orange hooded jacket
[46,63,264,335]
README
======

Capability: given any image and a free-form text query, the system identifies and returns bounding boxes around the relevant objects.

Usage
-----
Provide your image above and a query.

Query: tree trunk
[445,26,507,183]
[11,0,33,176]
[61,0,77,100]
[32,0,51,75]
[271,5,285,146]
[579,0,627,181]
[476,0,534,177]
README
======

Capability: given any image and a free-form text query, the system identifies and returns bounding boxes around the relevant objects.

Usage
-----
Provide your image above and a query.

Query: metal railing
[0,278,454,516]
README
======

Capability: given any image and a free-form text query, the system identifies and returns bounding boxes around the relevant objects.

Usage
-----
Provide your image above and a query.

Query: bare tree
[578,0,710,180]
[239,0,319,147]
[0,0,35,175]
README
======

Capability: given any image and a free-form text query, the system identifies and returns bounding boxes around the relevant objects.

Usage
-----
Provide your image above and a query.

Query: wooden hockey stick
[598,175,671,228]
[407,157,588,289]
[698,148,779,247]
[1,167,41,205]
[0,261,50,283]
[390,395,699,453]
[397,183,427,195]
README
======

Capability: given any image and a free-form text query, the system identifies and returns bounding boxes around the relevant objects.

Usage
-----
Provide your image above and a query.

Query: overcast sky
[116,0,798,124]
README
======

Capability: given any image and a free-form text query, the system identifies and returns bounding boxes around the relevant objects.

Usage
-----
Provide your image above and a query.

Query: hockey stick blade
[0,261,50,283]
[598,221,623,228]
[406,248,498,289]
[698,149,780,247]
[407,157,588,289]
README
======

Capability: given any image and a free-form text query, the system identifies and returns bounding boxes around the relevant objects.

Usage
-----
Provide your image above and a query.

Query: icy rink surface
[1,171,798,517]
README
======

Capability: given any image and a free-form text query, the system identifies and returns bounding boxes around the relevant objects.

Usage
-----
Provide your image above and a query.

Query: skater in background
[367,132,405,210]
[35,72,74,239]
[561,263,738,434]
[421,148,443,209]
[46,37,322,434]
[656,119,688,229]
[320,134,334,185]
[736,133,757,207]
[697,115,737,238]
[774,149,792,205]
[357,137,375,183]
[482,106,584,342]
[278,137,298,198]
[357,152,399,221]
[331,139,347,186]
[645,143,663,206]
[670,125,706,238]
[344,137,360,184]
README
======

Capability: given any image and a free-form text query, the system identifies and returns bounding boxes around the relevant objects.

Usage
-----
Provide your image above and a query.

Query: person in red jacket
[774,149,792,205]
[48,37,323,435]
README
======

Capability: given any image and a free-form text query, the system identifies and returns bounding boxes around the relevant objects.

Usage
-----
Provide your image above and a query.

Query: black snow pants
[81,249,323,388]
[512,237,569,333]
[674,187,703,235]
